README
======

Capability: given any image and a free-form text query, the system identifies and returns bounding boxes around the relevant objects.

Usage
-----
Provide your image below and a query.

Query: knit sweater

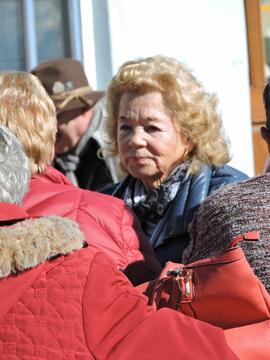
[184,173,270,292]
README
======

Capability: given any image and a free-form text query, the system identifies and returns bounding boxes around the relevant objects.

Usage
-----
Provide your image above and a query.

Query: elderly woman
[104,55,248,265]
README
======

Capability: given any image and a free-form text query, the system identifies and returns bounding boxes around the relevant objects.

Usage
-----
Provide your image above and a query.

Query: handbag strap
[228,230,259,248]
[184,230,260,269]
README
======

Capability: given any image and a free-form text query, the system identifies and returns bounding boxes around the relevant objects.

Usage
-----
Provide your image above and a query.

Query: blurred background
[0,0,268,177]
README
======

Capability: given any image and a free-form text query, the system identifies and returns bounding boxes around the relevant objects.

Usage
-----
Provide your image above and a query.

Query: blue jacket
[106,164,248,266]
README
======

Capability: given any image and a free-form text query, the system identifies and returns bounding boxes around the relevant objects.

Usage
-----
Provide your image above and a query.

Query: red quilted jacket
[22,166,162,285]
[0,208,238,359]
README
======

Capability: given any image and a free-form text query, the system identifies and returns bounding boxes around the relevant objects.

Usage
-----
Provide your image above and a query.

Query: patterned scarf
[123,163,188,241]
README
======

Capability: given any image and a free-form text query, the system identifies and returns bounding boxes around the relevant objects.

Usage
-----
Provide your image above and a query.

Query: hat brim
[54,91,104,115]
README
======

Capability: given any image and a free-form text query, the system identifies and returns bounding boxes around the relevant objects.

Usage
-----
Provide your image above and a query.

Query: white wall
[82,0,254,176]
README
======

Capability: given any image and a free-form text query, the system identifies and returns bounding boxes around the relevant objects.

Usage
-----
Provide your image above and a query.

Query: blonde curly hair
[0,71,57,174]
[106,55,231,174]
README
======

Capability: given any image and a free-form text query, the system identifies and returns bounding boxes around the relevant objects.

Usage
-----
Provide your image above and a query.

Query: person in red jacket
[0,205,238,360]
[0,121,237,359]
[0,70,162,286]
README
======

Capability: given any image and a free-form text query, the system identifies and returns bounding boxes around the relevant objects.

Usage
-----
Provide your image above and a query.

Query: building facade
[0,0,267,176]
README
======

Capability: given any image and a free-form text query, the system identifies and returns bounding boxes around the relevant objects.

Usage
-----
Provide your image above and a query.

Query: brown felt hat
[31,58,104,115]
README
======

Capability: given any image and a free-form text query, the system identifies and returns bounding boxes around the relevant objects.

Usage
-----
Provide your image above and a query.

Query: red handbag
[140,231,270,329]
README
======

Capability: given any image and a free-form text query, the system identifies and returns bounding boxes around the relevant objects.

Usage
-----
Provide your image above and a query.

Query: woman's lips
[128,156,148,164]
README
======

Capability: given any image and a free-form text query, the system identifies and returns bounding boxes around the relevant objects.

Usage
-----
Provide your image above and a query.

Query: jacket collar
[0,215,85,279]
[31,166,74,186]
[151,164,212,248]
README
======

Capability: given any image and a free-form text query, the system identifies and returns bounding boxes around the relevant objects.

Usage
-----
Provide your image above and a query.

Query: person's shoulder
[188,163,248,194]
[209,171,270,198]
[80,187,127,210]
[211,164,249,182]
[26,172,126,217]
[229,172,270,189]
[204,164,249,195]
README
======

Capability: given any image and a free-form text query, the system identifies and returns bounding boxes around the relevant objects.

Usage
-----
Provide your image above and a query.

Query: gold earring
[181,148,189,162]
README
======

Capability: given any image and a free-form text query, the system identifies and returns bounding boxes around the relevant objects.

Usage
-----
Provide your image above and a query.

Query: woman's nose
[128,128,147,147]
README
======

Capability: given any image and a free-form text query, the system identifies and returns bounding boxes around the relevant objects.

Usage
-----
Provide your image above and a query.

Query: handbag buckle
[167,267,193,302]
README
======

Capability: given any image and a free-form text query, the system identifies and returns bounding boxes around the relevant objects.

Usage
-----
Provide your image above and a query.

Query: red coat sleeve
[82,251,238,360]
[225,320,270,360]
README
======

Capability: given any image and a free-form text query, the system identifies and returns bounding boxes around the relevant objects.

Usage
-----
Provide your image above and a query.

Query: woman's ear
[185,137,194,153]
[187,141,194,153]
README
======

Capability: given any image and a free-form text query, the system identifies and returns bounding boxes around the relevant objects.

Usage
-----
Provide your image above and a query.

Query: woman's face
[117,91,190,190]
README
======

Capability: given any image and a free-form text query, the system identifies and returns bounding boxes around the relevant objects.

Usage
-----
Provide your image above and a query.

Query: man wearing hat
[31,58,120,190]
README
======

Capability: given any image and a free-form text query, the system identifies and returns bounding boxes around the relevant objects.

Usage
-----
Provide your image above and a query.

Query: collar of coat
[0,215,85,278]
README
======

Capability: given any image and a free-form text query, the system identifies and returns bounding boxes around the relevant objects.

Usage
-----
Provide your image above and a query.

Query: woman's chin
[129,165,152,177]
[129,168,161,187]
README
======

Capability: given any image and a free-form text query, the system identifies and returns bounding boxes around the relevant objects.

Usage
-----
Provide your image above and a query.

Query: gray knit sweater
[183,173,270,292]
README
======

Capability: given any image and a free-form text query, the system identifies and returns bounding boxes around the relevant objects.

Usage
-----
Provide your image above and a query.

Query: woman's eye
[146,125,159,132]
[119,124,131,132]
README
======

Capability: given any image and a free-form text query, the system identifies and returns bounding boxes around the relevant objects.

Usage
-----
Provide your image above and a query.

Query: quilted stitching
[0,248,94,359]
[23,168,162,285]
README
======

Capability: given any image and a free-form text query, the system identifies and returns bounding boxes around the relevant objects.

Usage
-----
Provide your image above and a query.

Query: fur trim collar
[0,216,85,278]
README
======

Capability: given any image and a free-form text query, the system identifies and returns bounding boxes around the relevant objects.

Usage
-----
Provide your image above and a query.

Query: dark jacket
[53,99,121,191]
[107,164,248,266]
[54,137,113,190]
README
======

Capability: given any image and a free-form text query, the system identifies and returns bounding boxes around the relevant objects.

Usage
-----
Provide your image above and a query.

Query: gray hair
[0,124,30,205]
